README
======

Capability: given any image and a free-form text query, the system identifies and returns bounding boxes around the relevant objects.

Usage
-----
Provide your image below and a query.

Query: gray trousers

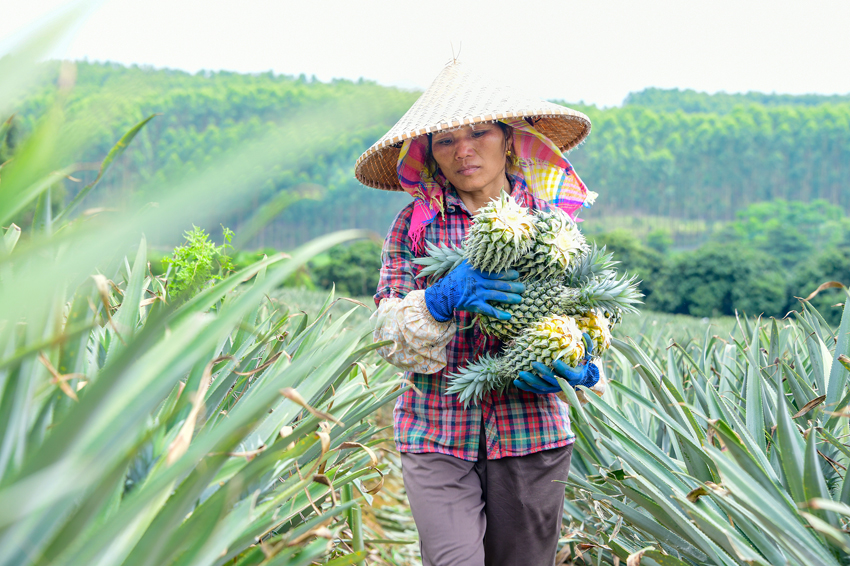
[400,431,573,566]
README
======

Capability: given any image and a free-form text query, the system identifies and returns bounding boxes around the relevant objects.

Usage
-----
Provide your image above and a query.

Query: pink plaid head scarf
[396,118,590,254]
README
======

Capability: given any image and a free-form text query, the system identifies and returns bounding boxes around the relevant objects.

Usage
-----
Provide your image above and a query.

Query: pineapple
[413,191,536,278]
[463,191,536,273]
[410,188,644,406]
[478,280,580,341]
[515,209,587,280]
[447,315,586,406]
[575,310,612,355]
[477,274,643,341]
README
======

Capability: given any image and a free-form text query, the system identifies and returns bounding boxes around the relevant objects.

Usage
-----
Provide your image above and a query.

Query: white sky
[3,0,850,107]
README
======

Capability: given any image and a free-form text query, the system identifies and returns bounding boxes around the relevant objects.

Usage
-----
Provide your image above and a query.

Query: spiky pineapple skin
[464,192,536,274]
[477,272,643,341]
[575,310,613,355]
[478,280,581,341]
[515,210,586,280]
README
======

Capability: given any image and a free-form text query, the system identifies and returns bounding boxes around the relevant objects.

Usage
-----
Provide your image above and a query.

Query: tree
[789,238,850,325]
[312,240,383,297]
[653,244,787,317]
[589,230,666,303]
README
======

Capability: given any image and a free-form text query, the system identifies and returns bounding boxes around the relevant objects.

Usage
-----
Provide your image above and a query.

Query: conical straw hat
[355,61,591,191]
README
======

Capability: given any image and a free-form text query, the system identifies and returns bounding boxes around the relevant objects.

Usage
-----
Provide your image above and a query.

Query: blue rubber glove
[424,259,524,322]
[514,333,599,394]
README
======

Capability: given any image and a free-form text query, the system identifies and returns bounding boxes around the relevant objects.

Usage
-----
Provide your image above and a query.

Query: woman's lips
[457,166,480,176]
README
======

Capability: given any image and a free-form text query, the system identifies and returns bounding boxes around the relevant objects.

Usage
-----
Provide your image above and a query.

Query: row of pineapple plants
[559,295,850,566]
[0,20,402,565]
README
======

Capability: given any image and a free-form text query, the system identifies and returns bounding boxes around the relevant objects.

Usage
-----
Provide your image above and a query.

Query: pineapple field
[4,10,850,566]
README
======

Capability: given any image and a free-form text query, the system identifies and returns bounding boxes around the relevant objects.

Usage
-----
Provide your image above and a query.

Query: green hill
[6,61,850,248]
[622,87,850,113]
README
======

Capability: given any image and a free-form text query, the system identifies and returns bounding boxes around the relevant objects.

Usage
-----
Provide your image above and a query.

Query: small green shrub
[162,225,234,303]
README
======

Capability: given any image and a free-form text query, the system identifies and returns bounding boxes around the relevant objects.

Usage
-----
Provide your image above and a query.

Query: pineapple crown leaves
[412,240,465,280]
[566,243,618,287]
[447,353,502,407]
[580,271,644,314]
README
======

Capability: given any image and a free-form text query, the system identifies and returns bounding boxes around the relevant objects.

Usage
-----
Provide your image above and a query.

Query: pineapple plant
[447,315,587,406]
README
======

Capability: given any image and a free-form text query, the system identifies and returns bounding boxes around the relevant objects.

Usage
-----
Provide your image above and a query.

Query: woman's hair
[423,122,516,184]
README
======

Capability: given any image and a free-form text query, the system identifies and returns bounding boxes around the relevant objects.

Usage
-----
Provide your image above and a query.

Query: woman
[355,62,604,566]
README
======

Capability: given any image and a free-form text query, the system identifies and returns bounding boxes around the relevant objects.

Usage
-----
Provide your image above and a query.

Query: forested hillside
[5,61,850,248]
[621,87,850,113]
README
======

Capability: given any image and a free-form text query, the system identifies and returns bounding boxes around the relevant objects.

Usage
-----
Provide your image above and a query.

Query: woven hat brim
[354,62,591,191]
[355,111,591,191]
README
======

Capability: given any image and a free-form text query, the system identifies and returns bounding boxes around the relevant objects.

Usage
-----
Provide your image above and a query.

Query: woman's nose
[454,136,474,159]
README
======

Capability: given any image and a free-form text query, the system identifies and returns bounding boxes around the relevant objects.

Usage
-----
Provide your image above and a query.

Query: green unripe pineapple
[515,209,586,280]
[478,279,581,341]
[477,274,643,341]
[448,315,586,406]
[464,191,536,273]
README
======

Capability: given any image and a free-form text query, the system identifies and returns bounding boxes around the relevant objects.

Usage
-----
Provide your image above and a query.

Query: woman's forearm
[371,290,456,374]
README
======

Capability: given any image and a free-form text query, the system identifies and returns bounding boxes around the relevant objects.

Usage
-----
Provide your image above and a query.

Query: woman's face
[431,124,508,196]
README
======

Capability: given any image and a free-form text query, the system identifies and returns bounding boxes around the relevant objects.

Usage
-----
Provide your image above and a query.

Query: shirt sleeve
[371,290,456,373]
[374,204,418,304]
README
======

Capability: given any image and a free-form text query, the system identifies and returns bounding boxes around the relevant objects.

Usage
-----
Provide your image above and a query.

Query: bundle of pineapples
[414,192,642,406]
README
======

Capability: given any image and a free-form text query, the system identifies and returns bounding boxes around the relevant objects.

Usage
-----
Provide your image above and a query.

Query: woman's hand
[424,259,524,322]
[514,333,599,394]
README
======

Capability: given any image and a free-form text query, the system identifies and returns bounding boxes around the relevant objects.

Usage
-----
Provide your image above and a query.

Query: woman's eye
[436,138,452,146]
[472,130,486,138]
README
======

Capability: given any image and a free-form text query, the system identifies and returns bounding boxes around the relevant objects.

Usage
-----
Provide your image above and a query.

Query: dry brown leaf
[362,468,385,495]
[91,274,125,343]
[338,441,379,468]
[227,445,266,461]
[312,473,338,506]
[279,387,343,425]
[627,546,655,566]
[233,352,282,376]
[166,356,220,465]
[792,395,827,419]
[804,281,846,300]
[38,352,82,402]
[686,486,709,503]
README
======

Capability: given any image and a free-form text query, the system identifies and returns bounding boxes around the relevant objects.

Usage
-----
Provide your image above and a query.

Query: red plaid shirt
[375,180,575,461]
